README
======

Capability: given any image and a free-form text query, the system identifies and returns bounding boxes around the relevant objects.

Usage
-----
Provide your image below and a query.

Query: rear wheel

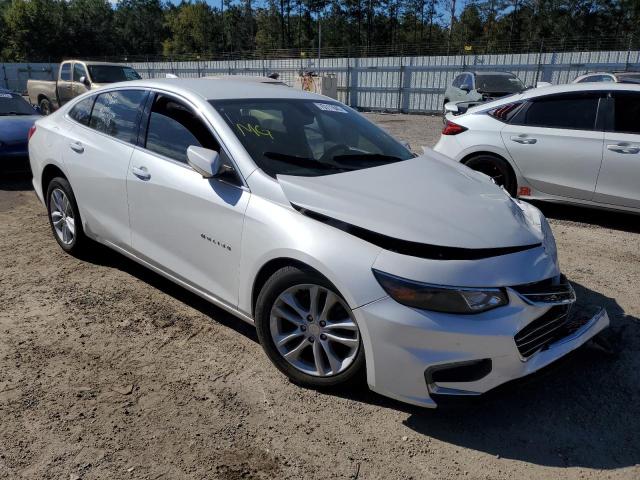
[255,266,365,388]
[39,97,52,115]
[46,177,87,254]
[464,154,517,197]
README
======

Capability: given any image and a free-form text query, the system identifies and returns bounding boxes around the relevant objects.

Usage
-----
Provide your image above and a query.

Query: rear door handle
[69,142,84,153]
[510,136,537,145]
[132,166,151,180]
[607,143,640,154]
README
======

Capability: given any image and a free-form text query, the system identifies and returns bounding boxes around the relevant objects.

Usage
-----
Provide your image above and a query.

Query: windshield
[87,65,141,83]
[211,99,413,177]
[0,92,37,116]
[476,74,524,94]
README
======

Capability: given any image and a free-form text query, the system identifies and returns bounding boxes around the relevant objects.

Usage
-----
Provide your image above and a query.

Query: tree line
[0,0,638,62]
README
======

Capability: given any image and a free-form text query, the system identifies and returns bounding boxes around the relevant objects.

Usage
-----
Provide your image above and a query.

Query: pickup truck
[27,60,142,114]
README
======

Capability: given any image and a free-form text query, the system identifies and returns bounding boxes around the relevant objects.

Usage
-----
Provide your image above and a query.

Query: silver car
[443,71,526,112]
[28,79,608,408]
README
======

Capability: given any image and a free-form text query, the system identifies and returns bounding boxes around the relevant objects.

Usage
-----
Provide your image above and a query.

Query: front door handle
[607,143,640,154]
[510,136,537,145]
[69,142,84,153]
[132,166,151,180]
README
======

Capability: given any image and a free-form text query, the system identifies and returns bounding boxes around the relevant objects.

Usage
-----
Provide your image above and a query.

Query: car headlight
[373,269,508,314]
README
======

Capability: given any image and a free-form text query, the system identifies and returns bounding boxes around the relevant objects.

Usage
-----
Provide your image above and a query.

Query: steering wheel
[319,144,352,163]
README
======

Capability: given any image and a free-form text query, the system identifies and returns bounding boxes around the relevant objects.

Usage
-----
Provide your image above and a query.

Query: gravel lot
[1,114,639,480]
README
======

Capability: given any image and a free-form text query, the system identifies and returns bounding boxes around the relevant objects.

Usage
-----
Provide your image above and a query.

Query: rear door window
[518,94,600,130]
[89,90,147,143]
[68,96,95,126]
[613,92,640,134]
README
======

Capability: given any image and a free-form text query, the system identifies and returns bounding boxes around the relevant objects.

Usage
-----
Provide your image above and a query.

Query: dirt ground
[1,114,639,480]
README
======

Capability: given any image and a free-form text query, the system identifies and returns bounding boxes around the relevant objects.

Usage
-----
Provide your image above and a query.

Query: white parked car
[434,83,640,213]
[573,71,640,84]
[29,79,609,408]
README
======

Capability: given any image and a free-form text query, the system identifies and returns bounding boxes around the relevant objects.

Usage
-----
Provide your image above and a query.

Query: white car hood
[277,151,542,252]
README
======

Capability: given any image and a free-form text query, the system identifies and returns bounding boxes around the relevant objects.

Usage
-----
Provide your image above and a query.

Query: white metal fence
[3,49,639,113]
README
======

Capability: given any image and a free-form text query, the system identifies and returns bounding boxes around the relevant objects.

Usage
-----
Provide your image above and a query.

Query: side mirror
[460,83,471,92]
[187,146,223,178]
[79,76,90,86]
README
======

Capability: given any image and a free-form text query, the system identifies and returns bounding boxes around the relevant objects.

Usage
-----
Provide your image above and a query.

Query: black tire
[464,154,517,196]
[442,99,449,116]
[39,97,52,115]
[46,177,87,254]
[255,266,365,388]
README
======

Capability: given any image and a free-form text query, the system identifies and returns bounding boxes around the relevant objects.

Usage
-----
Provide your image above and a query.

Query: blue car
[0,88,41,174]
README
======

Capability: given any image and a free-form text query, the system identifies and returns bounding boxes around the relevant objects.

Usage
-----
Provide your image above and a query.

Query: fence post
[625,34,633,72]
[1,64,8,90]
[346,54,351,106]
[535,39,544,83]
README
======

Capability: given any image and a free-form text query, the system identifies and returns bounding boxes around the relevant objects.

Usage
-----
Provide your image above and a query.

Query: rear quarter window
[68,96,95,126]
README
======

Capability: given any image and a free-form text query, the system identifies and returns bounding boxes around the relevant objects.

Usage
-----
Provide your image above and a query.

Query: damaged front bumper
[353,279,609,408]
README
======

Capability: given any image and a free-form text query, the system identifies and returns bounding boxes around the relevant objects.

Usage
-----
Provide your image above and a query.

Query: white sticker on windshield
[314,102,347,113]
[0,93,12,98]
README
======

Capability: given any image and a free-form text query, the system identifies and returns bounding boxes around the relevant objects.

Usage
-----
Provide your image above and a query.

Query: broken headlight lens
[373,269,508,314]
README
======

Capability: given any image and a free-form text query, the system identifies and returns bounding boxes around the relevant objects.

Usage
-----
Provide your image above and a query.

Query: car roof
[105,77,330,101]
[61,60,132,67]
[463,82,640,115]
[462,71,517,77]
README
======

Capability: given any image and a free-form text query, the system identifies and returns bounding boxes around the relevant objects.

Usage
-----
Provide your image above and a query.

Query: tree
[113,0,166,55]
[2,0,67,61]
[67,0,115,58]
[164,1,218,55]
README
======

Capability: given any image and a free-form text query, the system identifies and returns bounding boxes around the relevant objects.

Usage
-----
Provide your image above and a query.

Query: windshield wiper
[0,111,27,116]
[263,152,353,172]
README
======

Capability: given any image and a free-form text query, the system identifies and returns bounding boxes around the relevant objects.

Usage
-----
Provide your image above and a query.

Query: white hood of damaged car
[277,152,543,250]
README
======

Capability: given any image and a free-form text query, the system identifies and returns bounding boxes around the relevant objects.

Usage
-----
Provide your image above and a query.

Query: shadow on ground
[532,200,640,234]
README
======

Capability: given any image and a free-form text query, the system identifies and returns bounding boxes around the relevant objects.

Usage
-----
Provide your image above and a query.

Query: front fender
[237,194,386,317]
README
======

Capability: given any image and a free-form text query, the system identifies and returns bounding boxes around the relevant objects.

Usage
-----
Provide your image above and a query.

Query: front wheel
[255,266,365,388]
[464,154,517,197]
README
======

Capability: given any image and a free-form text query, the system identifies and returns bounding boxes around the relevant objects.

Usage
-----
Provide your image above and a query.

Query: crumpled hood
[277,150,543,250]
[0,115,40,145]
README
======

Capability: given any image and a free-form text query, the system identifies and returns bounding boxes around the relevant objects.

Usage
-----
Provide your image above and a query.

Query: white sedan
[434,83,640,213]
[29,78,608,408]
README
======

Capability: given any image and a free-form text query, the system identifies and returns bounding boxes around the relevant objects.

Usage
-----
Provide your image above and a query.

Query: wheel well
[41,164,66,201]
[461,151,515,174]
[251,258,320,316]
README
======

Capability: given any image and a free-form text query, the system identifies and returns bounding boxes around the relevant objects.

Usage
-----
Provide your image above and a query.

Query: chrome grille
[512,275,576,305]
[514,305,571,358]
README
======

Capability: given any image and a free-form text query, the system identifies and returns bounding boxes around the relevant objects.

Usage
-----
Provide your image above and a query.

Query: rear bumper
[354,291,609,408]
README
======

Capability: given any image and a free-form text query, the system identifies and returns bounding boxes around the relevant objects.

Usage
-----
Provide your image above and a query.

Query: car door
[58,62,74,105]
[593,91,640,208]
[500,92,604,200]
[62,89,148,248]
[127,92,250,307]
[72,62,90,97]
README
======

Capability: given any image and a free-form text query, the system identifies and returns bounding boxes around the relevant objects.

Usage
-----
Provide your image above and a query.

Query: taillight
[28,125,37,141]
[488,103,520,122]
[441,121,467,136]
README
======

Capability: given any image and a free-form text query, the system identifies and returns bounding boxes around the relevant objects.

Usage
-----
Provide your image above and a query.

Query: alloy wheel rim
[50,188,75,245]
[270,284,360,377]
